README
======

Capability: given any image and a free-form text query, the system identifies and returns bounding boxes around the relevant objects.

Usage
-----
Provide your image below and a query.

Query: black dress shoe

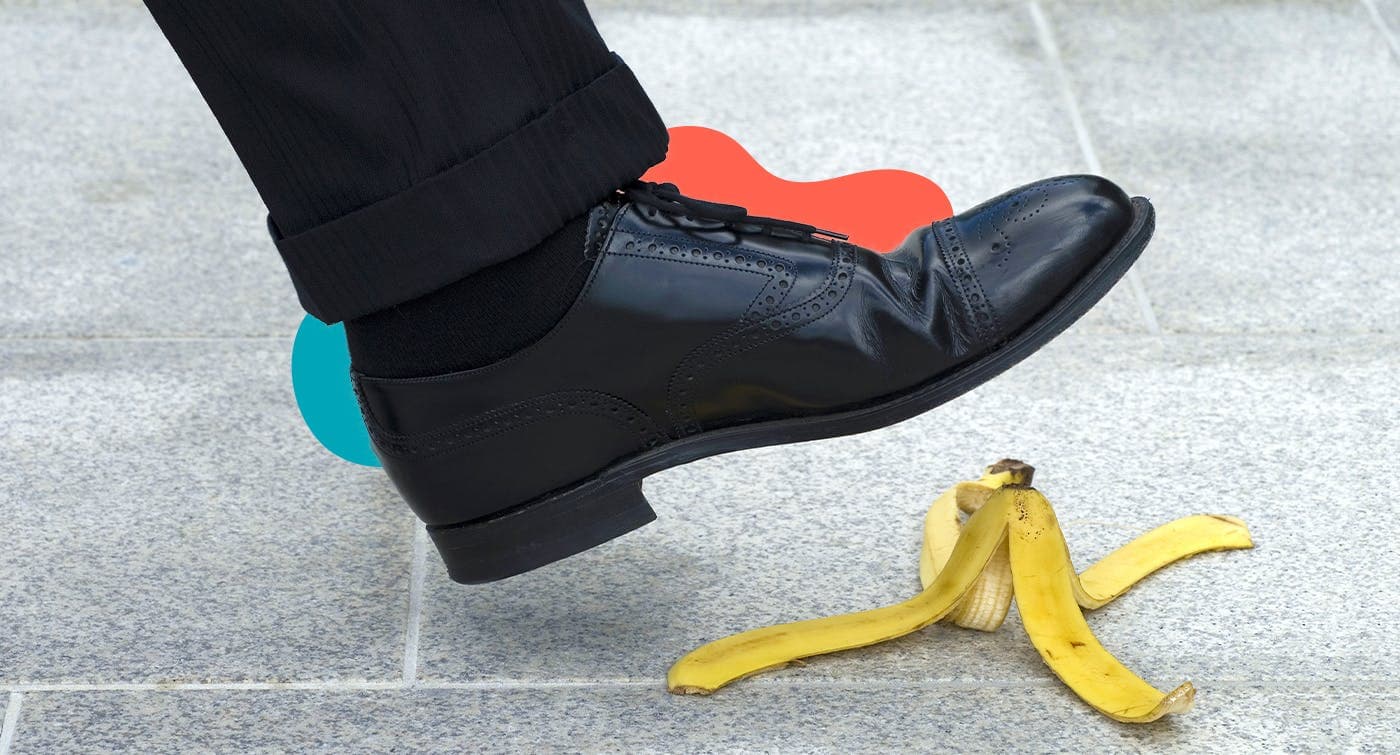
[354,176,1153,583]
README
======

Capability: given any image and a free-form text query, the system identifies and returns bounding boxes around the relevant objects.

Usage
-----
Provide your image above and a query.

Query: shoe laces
[624,181,848,241]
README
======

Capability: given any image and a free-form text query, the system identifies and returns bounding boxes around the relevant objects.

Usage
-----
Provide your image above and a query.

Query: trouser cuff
[269,55,667,323]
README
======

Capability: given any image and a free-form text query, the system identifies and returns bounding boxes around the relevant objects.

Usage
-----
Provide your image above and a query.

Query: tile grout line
[1027,0,1163,337]
[1360,0,1400,63]
[0,681,654,694]
[7,682,405,694]
[3,678,1397,695]
[0,692,21,755]
[1,332,1388,349]
[0,335,293,343]
[401,524,429,685]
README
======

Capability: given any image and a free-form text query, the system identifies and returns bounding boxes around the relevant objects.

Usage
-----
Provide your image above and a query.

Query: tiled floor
[2,1,1397,753]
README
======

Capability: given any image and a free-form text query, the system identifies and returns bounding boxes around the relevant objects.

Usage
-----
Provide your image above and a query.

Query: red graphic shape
[642,126,953,252]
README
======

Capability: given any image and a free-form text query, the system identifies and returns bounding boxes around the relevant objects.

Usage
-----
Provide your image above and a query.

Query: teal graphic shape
[290,315,380,467]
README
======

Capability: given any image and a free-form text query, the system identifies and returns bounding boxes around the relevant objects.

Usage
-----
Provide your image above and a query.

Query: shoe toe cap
[947,174,1134,340]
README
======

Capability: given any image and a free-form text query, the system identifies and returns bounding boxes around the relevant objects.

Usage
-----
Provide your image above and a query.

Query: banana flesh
[946,538,1013,631]
[667,460,1253,724]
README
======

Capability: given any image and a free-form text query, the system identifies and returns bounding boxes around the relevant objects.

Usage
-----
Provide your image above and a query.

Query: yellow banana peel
[667,460,1254,724]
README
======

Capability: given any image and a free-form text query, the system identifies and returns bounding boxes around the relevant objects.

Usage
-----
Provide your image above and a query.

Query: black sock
[345,212,595,378]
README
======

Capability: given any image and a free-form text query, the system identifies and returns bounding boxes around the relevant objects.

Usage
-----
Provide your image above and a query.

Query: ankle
[345,212,595,378]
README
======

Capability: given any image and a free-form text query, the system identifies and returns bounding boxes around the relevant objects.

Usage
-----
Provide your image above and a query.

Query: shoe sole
[432,198,1156,583]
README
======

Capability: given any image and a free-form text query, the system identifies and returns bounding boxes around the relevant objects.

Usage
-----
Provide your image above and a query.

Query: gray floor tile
[418,334,1399,685]
[0,340,411,683]
[0,5,303,338]
[1372,0,1400,43]
[0,694,10,750]
[5,2,1396,749]
[592,0,1014,11]
[8,684,1399,754]
[1043,0,1400,334]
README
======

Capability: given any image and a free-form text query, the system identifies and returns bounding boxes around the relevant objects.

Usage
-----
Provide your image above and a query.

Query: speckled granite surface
[1043,0,1400,334]
[2,1,1398,753]
[0,341,413,684]
[6,685,1398,754]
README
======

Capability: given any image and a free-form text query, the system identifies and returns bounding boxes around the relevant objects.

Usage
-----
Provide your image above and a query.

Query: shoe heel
[426,479,656,584]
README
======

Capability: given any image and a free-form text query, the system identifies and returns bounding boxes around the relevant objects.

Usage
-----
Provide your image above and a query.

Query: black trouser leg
[143,0,668,323]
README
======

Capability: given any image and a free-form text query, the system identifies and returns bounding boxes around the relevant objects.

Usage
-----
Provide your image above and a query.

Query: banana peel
[668,460,1254,724]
